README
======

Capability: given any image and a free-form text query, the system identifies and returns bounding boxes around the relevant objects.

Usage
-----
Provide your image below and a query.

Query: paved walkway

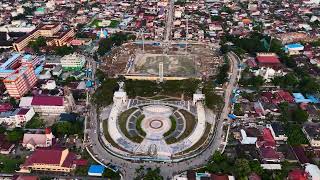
[86,52,239,179]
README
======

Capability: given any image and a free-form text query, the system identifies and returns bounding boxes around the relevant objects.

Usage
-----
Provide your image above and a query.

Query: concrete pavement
[84,51,239,179]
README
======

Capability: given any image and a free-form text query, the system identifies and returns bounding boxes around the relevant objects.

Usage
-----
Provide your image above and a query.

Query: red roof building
[257,128,276,148]
[31,96,64,106]
[256,53,281,69]
[0,103,13,112]
[19,148,76,173]
[288,169,307,180]
[274,90,295,103]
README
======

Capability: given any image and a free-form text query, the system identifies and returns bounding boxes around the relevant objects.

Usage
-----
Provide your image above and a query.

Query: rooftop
[31,96,64,106]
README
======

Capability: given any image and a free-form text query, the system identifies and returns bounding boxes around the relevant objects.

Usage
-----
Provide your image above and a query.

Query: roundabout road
[86,52,239,179]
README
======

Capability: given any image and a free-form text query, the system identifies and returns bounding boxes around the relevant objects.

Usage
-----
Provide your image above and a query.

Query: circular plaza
[101,89,214,161]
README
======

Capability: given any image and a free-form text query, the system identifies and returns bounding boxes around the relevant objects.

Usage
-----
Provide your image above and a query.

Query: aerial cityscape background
[0,0,320,180]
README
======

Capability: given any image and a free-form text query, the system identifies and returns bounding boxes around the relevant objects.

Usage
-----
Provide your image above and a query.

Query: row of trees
[97,32,136,56]
[216,60,230,85]
[93,75,224,111]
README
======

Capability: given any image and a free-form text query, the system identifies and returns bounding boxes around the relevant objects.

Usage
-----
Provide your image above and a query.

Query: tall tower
[159,62,164,82]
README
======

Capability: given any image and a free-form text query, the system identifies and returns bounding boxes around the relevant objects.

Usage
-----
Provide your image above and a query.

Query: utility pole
[140,28,145,53]
[186,16,188,54]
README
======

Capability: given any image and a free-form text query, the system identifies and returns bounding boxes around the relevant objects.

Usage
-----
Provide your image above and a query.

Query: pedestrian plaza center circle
[150,120,163,129]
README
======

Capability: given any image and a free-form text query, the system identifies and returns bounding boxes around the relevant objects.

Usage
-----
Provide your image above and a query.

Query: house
[0,134,15,154]
[302,123,320,147]
[256,128,283,162]
[240,128,259,145]
[267,122,288,141]
[274,90,295,104]
[19,148,76,173]
[22,128,54,151]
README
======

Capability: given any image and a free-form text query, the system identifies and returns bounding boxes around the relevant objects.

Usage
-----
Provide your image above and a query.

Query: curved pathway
[86,52,239,179]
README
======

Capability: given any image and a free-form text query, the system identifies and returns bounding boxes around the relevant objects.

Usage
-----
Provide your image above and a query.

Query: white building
[22,128,54,151]
[240,129,258,144]
[19,96,73,115]
[0,108,35,127]
[60,53,86,71]
[305,163,320,180]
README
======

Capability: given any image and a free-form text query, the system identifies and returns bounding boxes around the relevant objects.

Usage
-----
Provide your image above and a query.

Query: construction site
[100,42,223,80]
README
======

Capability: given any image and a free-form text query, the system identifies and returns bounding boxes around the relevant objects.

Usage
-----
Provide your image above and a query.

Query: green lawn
[118,108,144,143]
[109,20,120,28]
[136,115,146,137]
[166,110,197,144]
[90,19,119,28]
[164,116,177,137]
[90,19,102,28]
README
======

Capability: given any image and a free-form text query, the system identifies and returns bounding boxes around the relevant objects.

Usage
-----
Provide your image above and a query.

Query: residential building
[267,122,288,141]
[0,108,35,127]
[19,148,76,173]
[60,53,86,71]
[22,128,54,151]
[302,123,320,147]
[3,65,37,98]
[240,128,259,145]
[0,134,15,154]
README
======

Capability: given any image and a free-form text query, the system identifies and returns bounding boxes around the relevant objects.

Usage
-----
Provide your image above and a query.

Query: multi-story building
[12,24,74,52]
[19,148,76,173]
[0,108,35,127]
[3,65,37,98]
[60,53,86,71]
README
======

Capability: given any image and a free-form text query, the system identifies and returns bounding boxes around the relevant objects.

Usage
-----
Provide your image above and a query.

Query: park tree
[292,108,309,124]
[134,166,163,180]
[216,62,230,85]
[54,45,75,56]
[235,159,251,178]
[29,37,46,54]
[6,128,24,142]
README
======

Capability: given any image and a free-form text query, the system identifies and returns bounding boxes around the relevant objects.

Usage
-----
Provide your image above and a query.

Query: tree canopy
[134,166,163,180]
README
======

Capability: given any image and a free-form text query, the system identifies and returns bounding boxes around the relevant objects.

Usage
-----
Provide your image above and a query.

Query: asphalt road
[164,0,174,42]
[84,52,239,179]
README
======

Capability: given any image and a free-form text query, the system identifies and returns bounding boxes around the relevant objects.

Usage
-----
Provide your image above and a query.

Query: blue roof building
[88,165,105,176]
[284,43,304,55]
[306,95,320,104]
[292,93,312,103]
